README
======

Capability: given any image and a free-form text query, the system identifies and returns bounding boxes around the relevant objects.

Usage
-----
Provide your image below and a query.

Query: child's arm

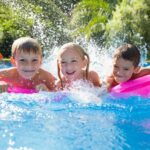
[37,69,56,91]
[135,67,150,78]
[45,73,56,91]
[89,71,101,87]
[55,80,63,91]
[35,83,50,92]
[0,81,9,93]
[0,68,15,93]
[106,75,118,92]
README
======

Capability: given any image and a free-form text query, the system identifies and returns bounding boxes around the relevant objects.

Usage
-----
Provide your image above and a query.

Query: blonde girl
[56,42,101,90]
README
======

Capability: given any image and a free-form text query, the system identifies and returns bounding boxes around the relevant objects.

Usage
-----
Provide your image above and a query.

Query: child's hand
[0,81,9,93]
[36,84,49,92]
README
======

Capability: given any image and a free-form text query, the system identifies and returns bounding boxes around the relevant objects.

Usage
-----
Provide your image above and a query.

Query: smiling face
[112,57,139,83]
[14,51,42,79]
[58,48,86,82]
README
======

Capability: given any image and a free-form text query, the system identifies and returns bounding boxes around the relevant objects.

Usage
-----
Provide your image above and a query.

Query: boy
[106,43,150,91]
[0,37,55,93]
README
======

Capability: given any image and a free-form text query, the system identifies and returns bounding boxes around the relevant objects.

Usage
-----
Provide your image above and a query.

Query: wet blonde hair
[57,42,90,89]
[11,37,42,58]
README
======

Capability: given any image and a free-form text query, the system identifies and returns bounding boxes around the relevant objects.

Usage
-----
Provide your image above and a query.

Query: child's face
[14,51,42,79]
[112,57,139,83]
[58,48,86,81]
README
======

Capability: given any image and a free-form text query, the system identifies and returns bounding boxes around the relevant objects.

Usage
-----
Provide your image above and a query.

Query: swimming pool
[0,63,150,150]
[0,61,12,69]
[0,92,150,150]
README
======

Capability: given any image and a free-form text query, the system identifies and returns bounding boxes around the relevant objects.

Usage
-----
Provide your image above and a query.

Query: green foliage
[20,0,70,49]
[70,0,110,40]
[105,0,150,51]
[52,0,81,16]
[0,2,33,57]
[0,0,69,57]
[0,0,150,58]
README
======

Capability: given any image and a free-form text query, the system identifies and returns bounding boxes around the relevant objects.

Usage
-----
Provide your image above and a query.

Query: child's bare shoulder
[135,67,150,77]
[0,67,17,77]
[141,67,150,73]
[38,68,56,91]
[88,70,101,87]
[88,70,99,77]
[55,80,62,90]
[38,68,55,79]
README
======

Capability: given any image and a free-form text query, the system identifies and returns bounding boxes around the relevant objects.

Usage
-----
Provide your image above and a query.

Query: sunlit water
[0,0,150,149]
[0,63,150,150]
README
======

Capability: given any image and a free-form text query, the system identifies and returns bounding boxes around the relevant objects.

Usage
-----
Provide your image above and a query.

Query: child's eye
[124,68,129,71]
[19,59,25,62]
[61,61,66,64]
[113,65,118,68]
[32,59,38,62]
[72,60,77,63]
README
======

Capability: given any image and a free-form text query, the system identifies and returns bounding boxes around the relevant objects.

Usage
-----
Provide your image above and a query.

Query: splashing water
[1,0,148,80]
[42,39,113,82]
[0,1,150,150]
[1,62,150,150]
[0,90,150,150]
[1,0,48,49]
[1,0,69,51]
[42,36,148,84]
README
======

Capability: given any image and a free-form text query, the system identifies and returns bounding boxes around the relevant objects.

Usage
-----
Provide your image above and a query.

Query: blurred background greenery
[0,0,150,59]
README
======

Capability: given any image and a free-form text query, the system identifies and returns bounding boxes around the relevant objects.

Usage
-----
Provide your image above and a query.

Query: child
[56,42,101,90]
[106,43,150,91]
[0,37,55,93]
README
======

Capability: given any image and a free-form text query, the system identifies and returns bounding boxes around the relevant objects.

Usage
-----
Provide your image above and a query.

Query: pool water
[0,62,12,69]
[0,62,150,150]
[0,92,150,150]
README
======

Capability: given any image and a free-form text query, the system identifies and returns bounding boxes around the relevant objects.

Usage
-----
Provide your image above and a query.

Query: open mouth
[22,70,36,77]
[66,71,75,75]
[116,76,123,79]
[23,70,35,73]
[115,75,125,82]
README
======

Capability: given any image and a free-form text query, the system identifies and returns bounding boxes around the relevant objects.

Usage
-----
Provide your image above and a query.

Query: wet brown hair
[57,42,90,89]
[12,37,42,58]
[113,43,140,67]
